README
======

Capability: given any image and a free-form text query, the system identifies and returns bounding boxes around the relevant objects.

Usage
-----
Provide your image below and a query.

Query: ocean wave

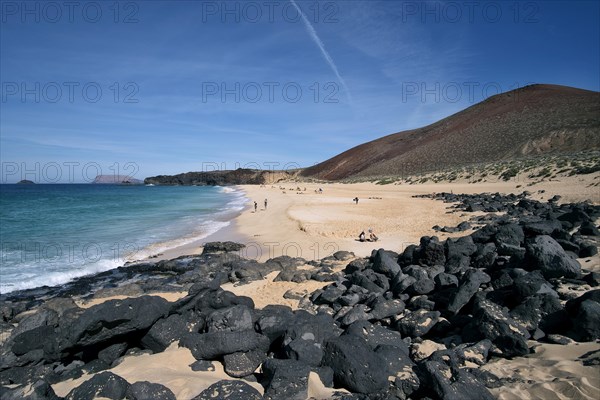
[219,186,238,193]
[127,220,231,261]
[0,258,122,294]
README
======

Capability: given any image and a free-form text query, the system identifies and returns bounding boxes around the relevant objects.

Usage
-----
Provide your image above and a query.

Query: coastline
[1,174,599,400]
[159,174,599,263]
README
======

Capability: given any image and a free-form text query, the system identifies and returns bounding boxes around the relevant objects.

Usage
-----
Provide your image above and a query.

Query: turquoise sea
[0,184,247,293]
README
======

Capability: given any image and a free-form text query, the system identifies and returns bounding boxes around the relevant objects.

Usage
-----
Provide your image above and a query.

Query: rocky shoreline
[1,192,599,399]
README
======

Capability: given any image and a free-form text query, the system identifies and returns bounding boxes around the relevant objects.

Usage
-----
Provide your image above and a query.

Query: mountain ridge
[301,84,600,181]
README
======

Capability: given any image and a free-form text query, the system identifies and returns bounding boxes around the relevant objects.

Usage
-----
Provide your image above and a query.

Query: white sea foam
[0,258,122,294]
[128,219,231,261]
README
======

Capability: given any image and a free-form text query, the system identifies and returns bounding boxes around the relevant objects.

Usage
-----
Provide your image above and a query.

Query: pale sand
[52,343,343,399]
[223,271,330,310]
[482,341,600,400]
[235,174,599,262]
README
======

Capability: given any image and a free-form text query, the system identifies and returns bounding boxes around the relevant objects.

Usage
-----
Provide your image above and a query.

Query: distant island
[92,175,143,185]
[16,180,35,184]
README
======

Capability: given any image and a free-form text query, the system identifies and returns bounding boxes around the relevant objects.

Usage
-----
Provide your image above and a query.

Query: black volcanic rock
[463,297,530,358]
[322,334,388,394]
[372,249,402,278]
[223,349,265,378]
[64,296,170,349]
[396,309,440,337]
[525,235,582,279]
[192,380,262,400]
[261,358,310,400]
[180,330,269,360]
[0,379,59,400]
[447,269,491,314]
[141,312,204,352]
[126,381,176,400]
[65,371,129,400]
[417,358,494,400]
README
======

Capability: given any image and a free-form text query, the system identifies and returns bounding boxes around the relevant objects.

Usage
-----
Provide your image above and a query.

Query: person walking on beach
[264,199,268,210]
[254,201,258,212]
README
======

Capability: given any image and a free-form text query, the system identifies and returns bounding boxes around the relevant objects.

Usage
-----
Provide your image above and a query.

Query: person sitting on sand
[368,228,379,242]
[359,231,366,242]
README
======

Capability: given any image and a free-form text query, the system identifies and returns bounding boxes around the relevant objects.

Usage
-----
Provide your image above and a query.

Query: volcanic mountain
[301,84,600,181]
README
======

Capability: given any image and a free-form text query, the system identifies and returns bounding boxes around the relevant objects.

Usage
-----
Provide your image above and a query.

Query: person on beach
[353,197,359,204]
[368,228,379,242]
[359,231,366,242]
[264,199,268,210]
[254,201,258,212]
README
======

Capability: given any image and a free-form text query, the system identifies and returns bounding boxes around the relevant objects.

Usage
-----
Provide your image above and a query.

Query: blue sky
[1,0,599,183]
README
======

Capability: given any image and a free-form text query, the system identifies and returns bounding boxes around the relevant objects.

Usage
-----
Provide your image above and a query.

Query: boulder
[406,278,435,296]
[180,330,269,360]
[569,299,600,341]
[434,273,459,289]
[261,358,310,400]
[141,312,204,352]
[395,309,440,337]
[512,270,556,301]
[97,343,128,366]
[368,298,406,320]
[447,269,491,314]
[65,371,130,400]
[525,235,581,279]
[322,334,388,394]
[375,344,419,398]
[65,296,170,349]
[494,223,524,247]
[314,285,346,305]
[206,305,254,332]
[372,249,402,278]
[349,271,389,293]
[202,242,245,254]
[223,349,265,378]
[284,337,324,367]
[462,297,530,358]
[333,251,355,261]
[417,359,494,400]
[455,339,492,366]
[579,221,600,236]
[416,237,446,266]
[126,381,176,400]
[0,379,60,400]
[344,321,409,354]
[191,380,262,400]
[255,305,294,342]
[338,304,370,327]
[510,293,564,333]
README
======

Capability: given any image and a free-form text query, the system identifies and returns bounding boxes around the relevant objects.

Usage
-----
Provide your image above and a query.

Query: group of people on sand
[359,228,378,242]
[254,199,268,212]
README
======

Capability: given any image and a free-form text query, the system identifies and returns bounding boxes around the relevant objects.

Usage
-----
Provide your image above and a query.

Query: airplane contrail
[289,0,352,103]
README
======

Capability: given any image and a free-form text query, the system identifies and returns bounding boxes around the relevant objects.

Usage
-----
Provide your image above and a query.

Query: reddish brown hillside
[302,84,600,180]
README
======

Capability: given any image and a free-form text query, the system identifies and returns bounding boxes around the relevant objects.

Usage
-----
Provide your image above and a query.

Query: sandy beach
[42,173,599,400]
[234,175,599,261]
[146,174,599,265]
